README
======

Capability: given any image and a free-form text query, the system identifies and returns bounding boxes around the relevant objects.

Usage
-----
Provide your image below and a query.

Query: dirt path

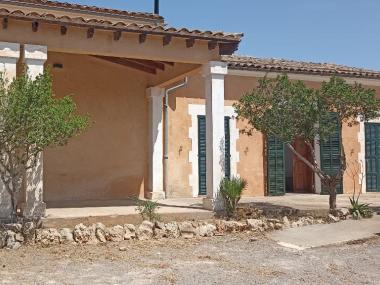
[0,233,379,285]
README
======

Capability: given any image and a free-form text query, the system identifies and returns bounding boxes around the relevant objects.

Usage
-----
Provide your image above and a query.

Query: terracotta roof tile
[0,5,243,47]
[2,0,164,22]
[223,55,380,80]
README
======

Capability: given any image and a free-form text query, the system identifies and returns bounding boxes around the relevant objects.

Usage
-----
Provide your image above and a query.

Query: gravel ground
[0,233,379,285]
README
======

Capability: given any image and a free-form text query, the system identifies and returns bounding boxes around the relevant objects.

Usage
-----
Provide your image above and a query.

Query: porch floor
[42,194,380,228]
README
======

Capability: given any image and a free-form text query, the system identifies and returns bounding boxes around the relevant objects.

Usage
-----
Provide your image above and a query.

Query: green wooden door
[267,136,285,196]
[198,115,232,196]
[365,123,380,192]
[198,115,207,195]
[320,113,343,194]
[224,117,231,179]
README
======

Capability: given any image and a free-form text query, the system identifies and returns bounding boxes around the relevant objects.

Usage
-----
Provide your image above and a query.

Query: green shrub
[219,176,247,217]
[349,195,373,219]
[135,199,161,222]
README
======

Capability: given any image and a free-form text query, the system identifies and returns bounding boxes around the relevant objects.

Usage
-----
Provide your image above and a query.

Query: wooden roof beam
[60,25,67,35]
[32,21,39,32]
[163,35,172,46]
[113,30,121,41]
[94,56,156,74]
[186,38,195,48]
[2,18,8,29]
[87,27,94,38]
[139,33,147,44]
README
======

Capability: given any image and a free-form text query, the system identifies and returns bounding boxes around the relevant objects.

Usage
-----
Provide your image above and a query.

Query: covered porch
[0,3,242,219]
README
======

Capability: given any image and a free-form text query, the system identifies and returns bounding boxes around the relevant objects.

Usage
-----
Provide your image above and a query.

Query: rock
[153,227,167,239]
[282,216,290,228]
[249,237,259,242]
[217,220,246,233]
[35,228,61,245]
[197,223,216,237]
[137,221,154,240]
[155,221,166,230]
[124,224,136,240]
[179,221,197,239]
[119,246,127,252]
[73,223,92,244]
[59,228,74,244]
[0,230,6,248]
[336,208,350,219]
[274,223,283,230]
[246,219,264,230]
[4,223,22,233]
[107,225,125,242]
[5,230,17,249]
[268,222,275,230]
[165,222,180,238]
[94,223,107,243]
[22,222,36,243]
[15,233,24,242]
[328,214,340,223]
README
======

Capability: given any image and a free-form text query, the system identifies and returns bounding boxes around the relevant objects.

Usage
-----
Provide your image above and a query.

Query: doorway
[285,139,314,193]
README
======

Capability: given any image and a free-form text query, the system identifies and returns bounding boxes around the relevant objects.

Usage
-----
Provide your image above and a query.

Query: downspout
[163,77,188,195]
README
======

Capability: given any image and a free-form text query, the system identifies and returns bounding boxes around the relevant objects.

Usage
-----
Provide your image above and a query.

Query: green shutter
[365,123,380,192]
[198,115,207,195]
[267,136,285,196]
[320,113,343,194]
[198,115,232,196]
[224,117,231,179]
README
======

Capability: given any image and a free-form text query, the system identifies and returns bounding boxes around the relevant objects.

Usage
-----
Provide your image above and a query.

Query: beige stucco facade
[0,1,380,217]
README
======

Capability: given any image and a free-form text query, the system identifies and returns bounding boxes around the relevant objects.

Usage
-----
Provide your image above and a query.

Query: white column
[24,44,47,218]
[314,135,322,194]
[146,87,165,200]
[0,42,20,220]
[202,61,228,211]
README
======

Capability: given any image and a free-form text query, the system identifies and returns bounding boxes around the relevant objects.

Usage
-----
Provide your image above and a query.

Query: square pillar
[23,44,47,218]
[146,87,165,200]
[0,42,20,220]
[202,61,228,211]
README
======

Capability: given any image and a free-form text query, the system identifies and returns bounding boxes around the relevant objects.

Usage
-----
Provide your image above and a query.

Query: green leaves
[219,176,247,217]
[0,69,89,198]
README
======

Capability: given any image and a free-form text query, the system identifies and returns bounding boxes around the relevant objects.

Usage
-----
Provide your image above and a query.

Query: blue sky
[66,0,380,70]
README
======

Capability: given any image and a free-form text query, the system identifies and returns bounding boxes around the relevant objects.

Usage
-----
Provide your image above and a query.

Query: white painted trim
[188,104,240,197]
[228,69,380,87]
[358,117,380,193]
[314,135,322,194]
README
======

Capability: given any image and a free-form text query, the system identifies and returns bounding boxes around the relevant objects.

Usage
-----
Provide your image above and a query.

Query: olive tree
[0,70,89,220]
[234,74,380,211]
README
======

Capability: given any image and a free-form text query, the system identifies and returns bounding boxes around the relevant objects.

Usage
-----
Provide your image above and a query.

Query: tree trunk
[329,188,337,211]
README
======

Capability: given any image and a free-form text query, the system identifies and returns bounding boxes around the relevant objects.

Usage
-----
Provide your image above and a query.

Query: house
[0,0,379,219]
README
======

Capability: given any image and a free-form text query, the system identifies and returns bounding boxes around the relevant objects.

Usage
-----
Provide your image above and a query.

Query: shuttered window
[320,113,343,194]
[365,123,380,192]
[267,136,285,196]
[198,115,232,196]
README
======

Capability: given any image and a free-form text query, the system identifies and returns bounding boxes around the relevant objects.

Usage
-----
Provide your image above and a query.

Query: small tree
[235,74,380,211]
[0,70,89,220]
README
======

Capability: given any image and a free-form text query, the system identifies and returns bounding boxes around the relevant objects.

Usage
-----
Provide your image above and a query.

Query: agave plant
[349,195,373,220]
[219,176,247,217]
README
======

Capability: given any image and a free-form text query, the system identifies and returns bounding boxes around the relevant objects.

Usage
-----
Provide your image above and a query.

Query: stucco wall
[166,72,380,198]
[44,52,150,205]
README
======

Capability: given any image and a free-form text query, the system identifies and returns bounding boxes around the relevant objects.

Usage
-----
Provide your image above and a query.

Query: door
[197,115,232,196]
[267,136,285,196]
[365,123,380,192]
[292,138,313,193]
[320,113,343,194]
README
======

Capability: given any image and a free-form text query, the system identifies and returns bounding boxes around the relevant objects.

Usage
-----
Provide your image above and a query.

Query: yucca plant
[349,195,373,220]
[219,176,247,217]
